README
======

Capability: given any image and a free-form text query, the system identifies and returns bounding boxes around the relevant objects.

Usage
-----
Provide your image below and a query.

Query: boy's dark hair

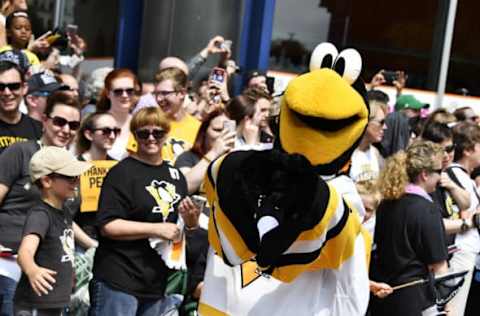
[421,122,452,143]
[44,91,80,117]
[452,122,480,161]
[367,90,389,104]
[0,60,24,82]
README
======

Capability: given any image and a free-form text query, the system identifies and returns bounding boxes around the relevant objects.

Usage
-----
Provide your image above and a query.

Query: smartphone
[66,24,78,36]
[222,40,232,51]
[266,76,275,94]
[209,67,226,85]
[191,195,207,212]
[382,71,398,85]
[223,120,236,133]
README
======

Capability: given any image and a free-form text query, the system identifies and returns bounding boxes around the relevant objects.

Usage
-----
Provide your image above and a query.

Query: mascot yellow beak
[279,68,369,173]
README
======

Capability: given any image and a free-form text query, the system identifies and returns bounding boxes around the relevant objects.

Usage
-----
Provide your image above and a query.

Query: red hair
[191,108,225,157]
[96,68,141,112]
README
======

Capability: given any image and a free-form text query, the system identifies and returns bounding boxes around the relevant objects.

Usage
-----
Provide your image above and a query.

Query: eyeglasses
[91,127,121,137]
[112,88,135,97]
[0,82,22,92]
[49,173,80,184]
[60,85,79,93]
[135,128,167,140]
[443,144,455,153]
[154,90,177,99]
[48,115,81,130]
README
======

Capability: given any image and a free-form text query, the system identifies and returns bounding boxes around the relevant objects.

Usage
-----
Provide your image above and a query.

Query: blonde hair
[378,140,443,200]
[368,100,387,120]
[130,107,171,135]
[355,179,382,209]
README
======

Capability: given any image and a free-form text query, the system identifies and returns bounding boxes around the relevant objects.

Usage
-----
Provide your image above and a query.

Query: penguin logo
[146,180,181,220]
[169,138,186,157]
[60,228,75,265]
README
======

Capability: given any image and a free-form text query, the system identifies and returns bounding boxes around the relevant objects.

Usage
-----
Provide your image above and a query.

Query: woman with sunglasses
[350,100,387,182]
[96,68,140,160]
[370,140,450,316]
[70,112,120,239]
[0,92,94,315]
[89,107,197,316]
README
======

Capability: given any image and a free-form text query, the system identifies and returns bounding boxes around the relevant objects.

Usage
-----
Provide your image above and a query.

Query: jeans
[88,278,182,316]
[0,275,17,316]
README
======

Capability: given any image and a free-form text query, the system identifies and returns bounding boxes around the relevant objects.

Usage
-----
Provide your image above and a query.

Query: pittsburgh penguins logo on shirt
[168,138,186,157]
[240,260,262,288]
[145,180,181,220]
[60,228,75,265]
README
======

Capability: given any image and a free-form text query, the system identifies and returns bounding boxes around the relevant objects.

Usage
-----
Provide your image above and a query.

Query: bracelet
[202,156,213,163]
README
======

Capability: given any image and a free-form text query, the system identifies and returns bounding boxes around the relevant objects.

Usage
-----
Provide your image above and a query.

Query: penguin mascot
[198,43,372,316]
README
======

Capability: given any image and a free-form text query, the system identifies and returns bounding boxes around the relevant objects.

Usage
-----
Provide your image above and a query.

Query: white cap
[30,146,92,182]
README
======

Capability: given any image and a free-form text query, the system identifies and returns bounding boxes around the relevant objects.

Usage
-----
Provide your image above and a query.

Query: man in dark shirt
[0,61,42,154]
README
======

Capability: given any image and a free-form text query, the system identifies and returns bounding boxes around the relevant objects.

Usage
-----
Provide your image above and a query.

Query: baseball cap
[395,94,429,111]
[0,50,30,74]
[30,146,92,182]
[27,72,65,96]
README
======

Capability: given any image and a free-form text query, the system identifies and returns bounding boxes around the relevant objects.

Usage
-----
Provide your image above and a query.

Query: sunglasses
[430,168,443,175]
[112,88,135,97]
[92,127,121,137]
[444,144,455,153]
[0,82,22,92]
[49,173,80,183]
[369,119,385,126]
[135,128,167,140]
[49,116,81,130]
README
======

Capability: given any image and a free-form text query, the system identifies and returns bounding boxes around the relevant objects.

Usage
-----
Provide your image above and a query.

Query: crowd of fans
[0,1,480,316]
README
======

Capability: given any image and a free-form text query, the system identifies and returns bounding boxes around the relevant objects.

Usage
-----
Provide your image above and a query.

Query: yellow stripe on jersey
[198,302,229,316]
[213,200,255,263]
[310,206,363,270]
[361,227,372,266]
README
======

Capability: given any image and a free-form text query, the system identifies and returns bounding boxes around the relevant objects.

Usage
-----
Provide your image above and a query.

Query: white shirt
[349,145,381,182]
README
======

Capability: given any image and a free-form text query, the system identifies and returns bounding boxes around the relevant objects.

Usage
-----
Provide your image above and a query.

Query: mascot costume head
[203,42,370,281]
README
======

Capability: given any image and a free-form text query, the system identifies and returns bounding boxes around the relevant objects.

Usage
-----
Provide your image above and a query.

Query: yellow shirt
[162,113,201,164]
[0,45,40,65]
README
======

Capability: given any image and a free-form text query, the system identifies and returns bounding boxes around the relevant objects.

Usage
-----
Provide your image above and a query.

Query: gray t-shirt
[0,140,41,251]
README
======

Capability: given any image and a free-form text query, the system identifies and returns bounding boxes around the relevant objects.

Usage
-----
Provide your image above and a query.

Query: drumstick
[391,279,425,291]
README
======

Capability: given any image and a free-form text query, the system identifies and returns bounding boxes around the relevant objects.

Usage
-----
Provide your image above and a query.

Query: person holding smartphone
[225,87,273,150]
[175,108,235,195]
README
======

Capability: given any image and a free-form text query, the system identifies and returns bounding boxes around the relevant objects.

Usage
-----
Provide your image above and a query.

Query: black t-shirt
[0,114,42,154]
[174,150,200,170]
[68,154,116,240]
[430,186,456,247]
[0,140,41,251]
[92,157,188,298]
[14,201,74,309]
[370,193,448,312]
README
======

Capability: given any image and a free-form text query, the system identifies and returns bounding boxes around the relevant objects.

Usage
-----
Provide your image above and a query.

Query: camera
[382,71,398,85]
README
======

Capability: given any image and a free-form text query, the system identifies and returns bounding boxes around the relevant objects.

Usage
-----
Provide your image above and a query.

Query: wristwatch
[461,219,470,232]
